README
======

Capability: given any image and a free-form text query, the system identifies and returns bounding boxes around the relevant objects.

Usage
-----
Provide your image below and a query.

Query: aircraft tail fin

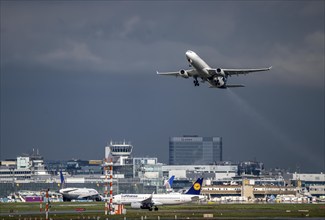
[164,175,175,189]
[168,175,175,188]
[185,178,203,195]
[59,170,65,189]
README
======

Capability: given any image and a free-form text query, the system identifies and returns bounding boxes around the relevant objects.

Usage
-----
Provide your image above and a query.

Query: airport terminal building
[169,136,222,165]
[1,140,324,201]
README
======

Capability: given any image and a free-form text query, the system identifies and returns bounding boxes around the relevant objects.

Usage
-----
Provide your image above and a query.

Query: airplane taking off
[157,50,272,88]
[58,171,101,201]
[113,178,204,211]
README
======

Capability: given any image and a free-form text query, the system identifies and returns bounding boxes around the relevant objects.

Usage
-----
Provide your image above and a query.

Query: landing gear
[148,206,158,211]
[193,78,199,86]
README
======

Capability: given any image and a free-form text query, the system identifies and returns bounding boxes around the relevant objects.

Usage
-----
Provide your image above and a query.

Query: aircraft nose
[185,50,193,56]
[186,50,193,63]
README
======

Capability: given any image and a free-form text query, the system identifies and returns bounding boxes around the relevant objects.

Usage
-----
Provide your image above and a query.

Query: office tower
[169,135,222,165]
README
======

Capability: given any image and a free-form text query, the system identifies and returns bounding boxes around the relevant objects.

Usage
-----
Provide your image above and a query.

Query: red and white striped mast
[109,158,113,215]
[103,157,114,215]
[104,158,108,215]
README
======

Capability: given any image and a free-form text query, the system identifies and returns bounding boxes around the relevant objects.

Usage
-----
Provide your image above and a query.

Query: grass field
[1,202,324,219]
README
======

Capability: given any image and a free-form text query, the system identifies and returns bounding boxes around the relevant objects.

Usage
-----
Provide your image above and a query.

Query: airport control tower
[105,140,133,165]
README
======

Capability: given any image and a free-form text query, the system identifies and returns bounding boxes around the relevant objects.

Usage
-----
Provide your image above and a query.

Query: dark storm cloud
[2,1,323,85]
[1,1,324,172]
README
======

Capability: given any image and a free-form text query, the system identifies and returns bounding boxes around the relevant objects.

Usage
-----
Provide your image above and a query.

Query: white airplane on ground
[113,178,204,211]
[157,50,272,88]
[58,171,101,201]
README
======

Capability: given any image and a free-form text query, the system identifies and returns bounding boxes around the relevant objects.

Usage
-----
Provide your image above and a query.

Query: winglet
[268,66,272,70]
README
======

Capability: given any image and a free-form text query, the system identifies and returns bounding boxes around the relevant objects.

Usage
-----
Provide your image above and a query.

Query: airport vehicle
[58,171,101,201]
[113,178,203,211]
[157,50,272,88]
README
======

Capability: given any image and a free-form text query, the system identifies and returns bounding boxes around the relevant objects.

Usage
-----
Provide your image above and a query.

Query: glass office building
[169,136,222,165]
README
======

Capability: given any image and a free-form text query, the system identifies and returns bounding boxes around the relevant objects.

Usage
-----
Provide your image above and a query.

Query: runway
[1,203,325,219]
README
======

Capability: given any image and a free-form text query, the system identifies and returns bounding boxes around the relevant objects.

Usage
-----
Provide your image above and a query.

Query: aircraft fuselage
[185,50,211,78]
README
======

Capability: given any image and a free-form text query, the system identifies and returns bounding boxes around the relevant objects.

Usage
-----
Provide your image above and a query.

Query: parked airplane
[157,50,272,88]
[58,171,101,201]
[113,178,203,211]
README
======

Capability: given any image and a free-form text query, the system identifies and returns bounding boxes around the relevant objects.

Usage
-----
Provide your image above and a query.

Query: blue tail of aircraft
[185,178,203,195]
[59,170,65,189]
[167,175,175,188]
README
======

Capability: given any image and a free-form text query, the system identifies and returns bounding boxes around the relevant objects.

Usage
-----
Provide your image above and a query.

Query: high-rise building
[169,135,222,165]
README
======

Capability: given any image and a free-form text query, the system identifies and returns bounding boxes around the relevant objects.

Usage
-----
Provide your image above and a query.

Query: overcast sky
[1,1,324,172]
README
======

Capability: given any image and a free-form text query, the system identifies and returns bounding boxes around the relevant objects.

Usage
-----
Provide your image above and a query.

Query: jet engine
[216,68,225,76]
[212,76,227,88]
[131,202,142,209]
[131,202,152,209]
[93,195,102,201]
[179,69,189,78]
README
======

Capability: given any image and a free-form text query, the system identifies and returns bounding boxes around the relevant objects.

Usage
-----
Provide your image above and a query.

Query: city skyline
[1,1,324,172]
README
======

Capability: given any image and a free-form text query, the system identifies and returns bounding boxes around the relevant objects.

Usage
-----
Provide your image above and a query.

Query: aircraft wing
[156,71,179,76]
[141,196,153,204]
[60,188,77,193]
[139,194,155,208]
[223,66,272,76]
[77,192,98,199]
[156,69,198,77]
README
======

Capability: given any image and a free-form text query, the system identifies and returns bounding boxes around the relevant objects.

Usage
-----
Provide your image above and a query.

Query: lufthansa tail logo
[193,183,201,190]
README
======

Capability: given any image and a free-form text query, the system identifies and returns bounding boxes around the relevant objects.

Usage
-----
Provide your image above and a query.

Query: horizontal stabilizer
[226,84,245,88]
[209,84,245,89]
[191,196,200,202]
